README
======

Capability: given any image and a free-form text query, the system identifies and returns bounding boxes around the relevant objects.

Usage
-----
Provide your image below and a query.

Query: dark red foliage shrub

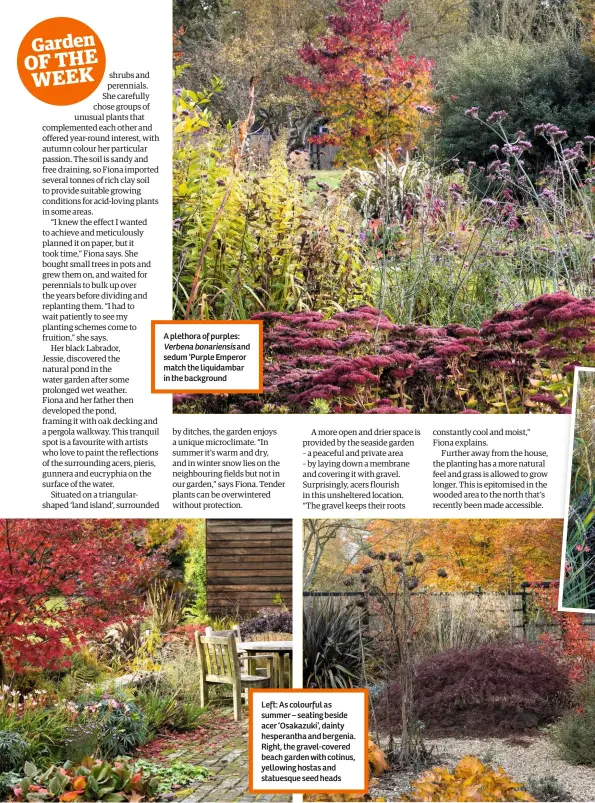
[377,644,570,737]
[174,292,595,414]
[241,609,293,638]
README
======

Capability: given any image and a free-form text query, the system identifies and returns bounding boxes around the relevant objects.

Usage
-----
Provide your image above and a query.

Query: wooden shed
[206,519,292,616]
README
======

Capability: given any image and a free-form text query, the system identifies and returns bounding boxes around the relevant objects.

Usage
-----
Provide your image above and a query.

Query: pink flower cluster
[174,293,595,414]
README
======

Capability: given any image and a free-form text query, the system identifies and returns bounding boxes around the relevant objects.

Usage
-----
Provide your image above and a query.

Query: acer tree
[529,579,595,683]
[0,519,164,682]
[287,0,433,165]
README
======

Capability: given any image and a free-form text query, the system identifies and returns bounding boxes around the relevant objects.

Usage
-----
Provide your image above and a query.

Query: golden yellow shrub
[405,755,535,802]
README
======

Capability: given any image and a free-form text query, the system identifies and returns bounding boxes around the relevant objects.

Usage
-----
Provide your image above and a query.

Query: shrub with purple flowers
[173,27,595,415]
[349,118,595,327]
[437,37,595,169]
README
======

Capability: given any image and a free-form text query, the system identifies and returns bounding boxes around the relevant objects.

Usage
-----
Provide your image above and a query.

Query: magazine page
[1,0,594,801]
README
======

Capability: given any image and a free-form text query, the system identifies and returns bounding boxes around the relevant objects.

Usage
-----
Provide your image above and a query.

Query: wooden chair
[205,624,242,640]
[195,632,269,721]
[204,626,275,681]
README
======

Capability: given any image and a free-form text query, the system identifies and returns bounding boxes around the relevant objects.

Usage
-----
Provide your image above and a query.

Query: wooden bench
[195,632,269,721]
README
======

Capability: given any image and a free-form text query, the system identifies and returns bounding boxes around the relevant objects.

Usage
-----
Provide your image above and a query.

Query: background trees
[180,0,332,136]
[303,519,369,590]
[304,518,563,592]
[175,0,595,165]
[437,36,595,166]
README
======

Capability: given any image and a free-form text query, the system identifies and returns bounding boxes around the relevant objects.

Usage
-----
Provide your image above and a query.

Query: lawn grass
[303,169,347,204]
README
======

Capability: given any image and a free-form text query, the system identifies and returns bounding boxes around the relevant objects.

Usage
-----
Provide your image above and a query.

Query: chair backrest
[196,632,241,683]
[205,625,242,642]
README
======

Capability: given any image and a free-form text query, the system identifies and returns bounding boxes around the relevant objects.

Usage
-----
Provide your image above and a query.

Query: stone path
[136,705,292,803]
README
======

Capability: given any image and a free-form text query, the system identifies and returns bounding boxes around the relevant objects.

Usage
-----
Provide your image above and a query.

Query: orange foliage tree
[286,0,433,165]
[529,579,595,684]
[351,519,563,591]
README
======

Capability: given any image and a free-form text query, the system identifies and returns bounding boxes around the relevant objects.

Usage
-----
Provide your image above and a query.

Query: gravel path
[371,735,595,801]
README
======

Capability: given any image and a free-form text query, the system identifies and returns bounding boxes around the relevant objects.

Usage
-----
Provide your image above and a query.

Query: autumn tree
[287,0,433,165]
[0,519,164,682]
[530,579,595,683]
[303,519,369,590]
[183,0,332,136]
[145,519,207,609]
[355,519,562,591]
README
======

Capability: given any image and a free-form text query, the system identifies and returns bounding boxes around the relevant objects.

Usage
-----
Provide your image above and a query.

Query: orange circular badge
[17,17,105,105]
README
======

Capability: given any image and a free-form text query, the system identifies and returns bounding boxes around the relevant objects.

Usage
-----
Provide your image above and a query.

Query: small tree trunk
[398,579,425,767]
[400,581,412,763]
[0,652,7,686]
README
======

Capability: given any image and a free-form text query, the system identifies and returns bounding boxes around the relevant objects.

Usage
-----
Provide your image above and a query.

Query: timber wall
[206,519,292,616]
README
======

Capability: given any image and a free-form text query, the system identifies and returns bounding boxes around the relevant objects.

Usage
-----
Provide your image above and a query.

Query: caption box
[249,689,368,795]
[151,320,263,393]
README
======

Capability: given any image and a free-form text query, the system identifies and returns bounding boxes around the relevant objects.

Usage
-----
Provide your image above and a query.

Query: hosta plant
[404,755,535,801]
[368,740,389,776]
[12,756,160,802]
[304,742,387,802]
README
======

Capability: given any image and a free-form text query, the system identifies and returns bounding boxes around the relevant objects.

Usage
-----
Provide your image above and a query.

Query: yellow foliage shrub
[304,740,388,802]
[405,755,535,802]
[368,739,389,776]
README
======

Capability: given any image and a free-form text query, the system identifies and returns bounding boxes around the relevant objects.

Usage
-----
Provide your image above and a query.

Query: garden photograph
[303,518,595,801]
[562,367,595,611]
[0,518,292,802]
[173,0,595,415]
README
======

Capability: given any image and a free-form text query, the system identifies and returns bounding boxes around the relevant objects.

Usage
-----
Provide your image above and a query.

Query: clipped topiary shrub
[0,731,28,773]
[379,644,569,736]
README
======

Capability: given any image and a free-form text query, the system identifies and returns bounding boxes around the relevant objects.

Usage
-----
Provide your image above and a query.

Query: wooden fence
[304,582,595,645]
[206,519,292,616]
